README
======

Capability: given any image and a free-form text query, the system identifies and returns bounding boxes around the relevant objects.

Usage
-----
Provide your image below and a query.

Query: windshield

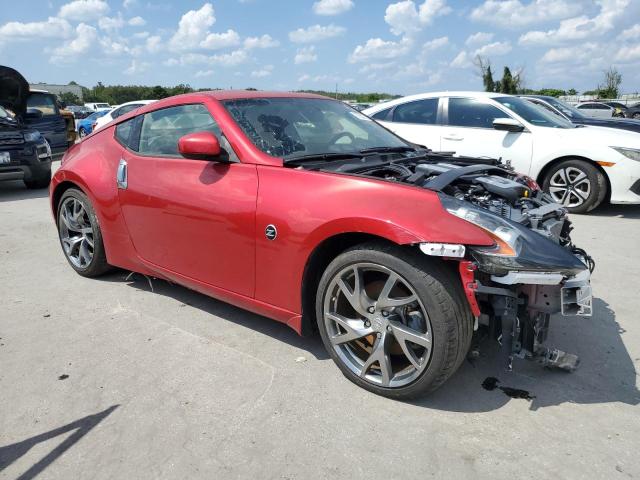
[543,97,587,119]
[495,96,574,128]
[222,97,409,159]
[27,93,57,116]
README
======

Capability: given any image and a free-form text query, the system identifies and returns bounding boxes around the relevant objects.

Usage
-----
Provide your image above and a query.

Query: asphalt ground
[1,163,639,479]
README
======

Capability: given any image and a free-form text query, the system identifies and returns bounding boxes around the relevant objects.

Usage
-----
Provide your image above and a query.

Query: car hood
[541,123,640,148]
[0,65,29,116]
[576,116,640,133]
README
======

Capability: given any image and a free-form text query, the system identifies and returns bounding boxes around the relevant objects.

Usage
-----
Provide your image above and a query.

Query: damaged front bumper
[458,256,593,372]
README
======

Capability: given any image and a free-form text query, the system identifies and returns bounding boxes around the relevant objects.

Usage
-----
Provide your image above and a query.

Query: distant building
[29,83,84,101]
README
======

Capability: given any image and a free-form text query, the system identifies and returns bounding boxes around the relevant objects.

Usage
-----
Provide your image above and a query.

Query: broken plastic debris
[295,356,307,363]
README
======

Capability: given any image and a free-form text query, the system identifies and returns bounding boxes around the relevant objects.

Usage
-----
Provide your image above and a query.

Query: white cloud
[615,44,640,62]
[450,50,471,68]
[289,24,345,43]
[312,0,354,16]
[128,16,146,26]
[251,65,274,77]
[474,40,511,56]
[133,31,149,38]
[519,0,629,45]
[100,37,132,56]
[358,62,396,74]
[384,0,451,36]
[195,69,214,78]
[168,2,216,51]
[540,42,599,64]
[146,35,162,53]
[349,37,411,63]
[210,49,248,66]
[422,36,448,51]
[295,46,318,64]
[465,32,493,46]
[0,17,72,41]
[58,0,110,21]
[125,59,150,75]
[618,24,640,40]
[298,73,338,83]
[200,29,241,49]
[470,0,581,28]
[98,14,125,33]
[243,34,279,49]
[123,0,137,8]
[52,23,97,61]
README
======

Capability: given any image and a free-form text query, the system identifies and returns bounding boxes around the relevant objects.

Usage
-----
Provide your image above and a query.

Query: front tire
[57,188,110,277]
[542,159,606,214]
[316,242,472,399]
[78,127,87,138]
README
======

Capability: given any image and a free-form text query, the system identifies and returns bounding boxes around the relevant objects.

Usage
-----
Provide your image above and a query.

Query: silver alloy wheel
[79,128,87,138]
[323,263,432,388]
[58,197,95,269]
[548,166,592,208]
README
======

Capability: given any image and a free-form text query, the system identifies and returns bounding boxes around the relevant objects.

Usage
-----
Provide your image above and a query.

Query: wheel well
[51,181,83,216]
[536,156,611,200]
[299,233,399,336]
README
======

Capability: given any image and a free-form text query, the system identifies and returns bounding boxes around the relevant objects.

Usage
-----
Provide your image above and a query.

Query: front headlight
[440,195,522,257]
[611,146,640,161]
[439,194,587,276]
[23,131,41,142]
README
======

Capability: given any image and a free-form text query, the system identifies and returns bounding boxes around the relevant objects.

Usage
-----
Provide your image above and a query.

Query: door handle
[442,134,463,141]
[117,159,128,190]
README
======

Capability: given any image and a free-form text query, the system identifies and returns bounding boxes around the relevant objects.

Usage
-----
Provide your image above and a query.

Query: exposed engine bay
[296,150,595,373]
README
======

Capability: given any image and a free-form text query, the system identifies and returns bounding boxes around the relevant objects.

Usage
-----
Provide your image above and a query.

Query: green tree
[598,66,622,98]
[567,88,578,96]
[58,92,81,105]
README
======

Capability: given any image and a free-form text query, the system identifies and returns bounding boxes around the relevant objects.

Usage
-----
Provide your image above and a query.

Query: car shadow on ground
[0,405,119,480]
[98,271,331,361]
[418,297,640,412]
[0,180,49,203]
[587,203,640,219]
[101,271,638,412]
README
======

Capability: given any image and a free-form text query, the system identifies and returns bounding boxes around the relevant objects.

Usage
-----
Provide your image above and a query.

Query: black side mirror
[492,118,525,132]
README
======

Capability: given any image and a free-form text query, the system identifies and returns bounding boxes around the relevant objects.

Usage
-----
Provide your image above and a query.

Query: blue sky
[1,0,639,95]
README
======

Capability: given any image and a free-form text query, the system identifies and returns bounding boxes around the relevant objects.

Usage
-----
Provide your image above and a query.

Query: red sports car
[50,91,594,398]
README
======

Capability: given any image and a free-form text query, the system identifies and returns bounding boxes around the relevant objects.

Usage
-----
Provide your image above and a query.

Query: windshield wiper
[284,152,363,163]
[359,146,415,155]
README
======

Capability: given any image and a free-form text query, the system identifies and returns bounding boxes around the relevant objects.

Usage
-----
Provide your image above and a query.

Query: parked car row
[363,92,640,213]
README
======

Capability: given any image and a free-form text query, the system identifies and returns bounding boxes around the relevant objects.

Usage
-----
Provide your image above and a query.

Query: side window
[115,118,135,147]
[530,100,559,116]
[113,104,141,119]
[392,99,438,124]
[138,104,219,157]
[447,98,506,129]
[371,108,392,121]
[578,104,593,110]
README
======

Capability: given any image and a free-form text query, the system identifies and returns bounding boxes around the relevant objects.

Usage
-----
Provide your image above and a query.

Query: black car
[520,95,640,134]
[0,70,53,189]
[625,102,640,120]
[65,105,92,119]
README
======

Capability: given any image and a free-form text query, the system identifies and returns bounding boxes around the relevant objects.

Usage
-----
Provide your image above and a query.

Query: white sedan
[575,102,616,119]
[93,100,156,132]
[364,92,640,213]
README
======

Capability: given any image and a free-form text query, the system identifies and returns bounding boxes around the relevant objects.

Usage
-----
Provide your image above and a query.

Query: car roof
[363,91,511,113]
[200,90,329,101]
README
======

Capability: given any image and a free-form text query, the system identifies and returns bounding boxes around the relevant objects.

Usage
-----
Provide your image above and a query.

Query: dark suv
[0,66,53,189]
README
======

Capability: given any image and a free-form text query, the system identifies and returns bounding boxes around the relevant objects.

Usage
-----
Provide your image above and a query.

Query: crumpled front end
[439,188,594,372]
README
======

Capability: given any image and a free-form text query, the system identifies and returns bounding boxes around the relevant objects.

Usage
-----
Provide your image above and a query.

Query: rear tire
[24,169,51,189]
[633,113,640,120]
[57,188,111,277]
[542,159,606,214]
[316,242,472,399]
[78,127,87,138]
